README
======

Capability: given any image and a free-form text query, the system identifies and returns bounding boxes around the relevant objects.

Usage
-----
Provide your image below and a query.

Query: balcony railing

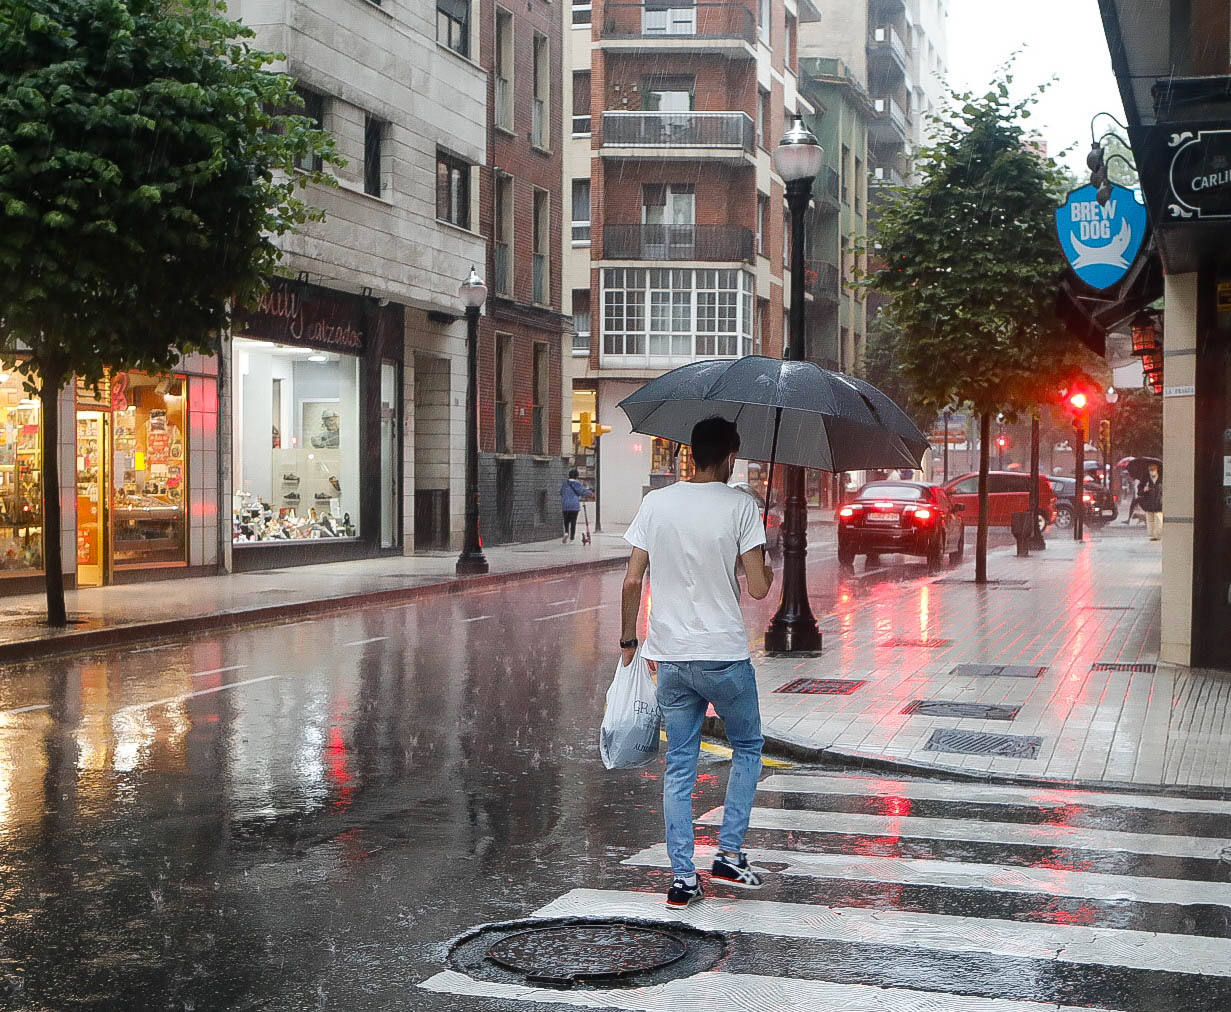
[533,252,548,304]
[600,3,755,45]
[532,98,547,148]
[872,165,906,187]
[868,25,907,72]
[532,405,547,455]
[495,77,513,130]
[806,260,840,303]
[495,401,510,453]
[871,96,908,139]
[493,241,511,296]
[573,329,591,354]
[817,166,840,208]
[604,224,754,262]
[602,111,754,151]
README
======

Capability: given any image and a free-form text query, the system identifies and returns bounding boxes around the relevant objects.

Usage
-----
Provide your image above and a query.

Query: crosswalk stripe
[699,806,1229,860]
[419,967,1123,1011]
[759,773,1231,817]
[533,888,1231,977]
[622,843,1231,907]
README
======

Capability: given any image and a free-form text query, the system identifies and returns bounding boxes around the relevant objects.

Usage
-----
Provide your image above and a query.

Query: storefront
[0,369,44,582]
[230,278,404,570]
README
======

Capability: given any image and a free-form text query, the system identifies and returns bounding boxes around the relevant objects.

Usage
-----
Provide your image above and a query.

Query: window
[642,183,695,258]
[572,72,591,134]
[363,116,384,197]
[755,89,767,149]
[495,8,514,131]
[294,87,325,173]
[758,0,770,44]
[436,150,471,228]
[533,189,550,305]
[0,371,42,574]
[841,144,850,204]
[437,0,470,57]
[493,174,513,295]
[853,156,863,213]
[495,334,512,453]
[572,290,591,354]
[571,178,591,244]
[756,194,768,255]
[572,2,592,26]
[952,476,979,495]
[532,33,550,149]
[643,2,697,35]
[532,344,549,454]
[641,74,694,112]
[785,14,796,66]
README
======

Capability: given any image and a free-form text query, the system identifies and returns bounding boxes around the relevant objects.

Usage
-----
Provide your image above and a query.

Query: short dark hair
[690,416,740,470]
[568,467,578,478]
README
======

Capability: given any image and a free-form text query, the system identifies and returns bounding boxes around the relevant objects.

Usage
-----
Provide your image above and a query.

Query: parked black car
[1048,475,1118,528]
[837,481,965,570]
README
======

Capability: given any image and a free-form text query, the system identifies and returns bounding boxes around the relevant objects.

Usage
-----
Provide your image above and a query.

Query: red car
[944,471,1057,529]
[837,481,965,570]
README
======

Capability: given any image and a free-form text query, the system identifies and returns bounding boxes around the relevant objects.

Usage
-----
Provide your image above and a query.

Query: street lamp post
[764,116,824,655]
[456,267,489,576]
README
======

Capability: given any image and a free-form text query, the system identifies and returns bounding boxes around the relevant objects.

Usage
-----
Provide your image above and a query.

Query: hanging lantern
[1148,374,1163,395]
[1130,310,1162,356]
[1140,349,1163,375]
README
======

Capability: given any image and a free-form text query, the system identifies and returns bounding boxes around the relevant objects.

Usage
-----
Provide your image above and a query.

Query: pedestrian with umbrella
[1120,456,1162,532]
[1139,460,1163,540]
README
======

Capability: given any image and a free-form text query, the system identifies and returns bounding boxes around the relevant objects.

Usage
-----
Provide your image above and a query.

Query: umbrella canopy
[617,356,927,473]
[1123,456,1162,482]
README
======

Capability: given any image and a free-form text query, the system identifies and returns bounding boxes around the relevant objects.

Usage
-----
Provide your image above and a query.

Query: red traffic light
[995,436,1008,448]
[1068,391,1088,411]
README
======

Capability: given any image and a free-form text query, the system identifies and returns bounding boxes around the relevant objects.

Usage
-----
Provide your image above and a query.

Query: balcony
[871,165,906,188]
[533,252,549,305]
[493,241,511,297]
[868,25,908,78]
[603,224,754,262]
[870,95,908,146]
[816,165,840,212]
[807,260,840,304]
[599,3,756,57]
[601,111,754,163]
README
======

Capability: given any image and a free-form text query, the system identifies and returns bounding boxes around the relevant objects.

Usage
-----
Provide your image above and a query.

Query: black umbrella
[1122,456,1162,483]
[617,356,928,522]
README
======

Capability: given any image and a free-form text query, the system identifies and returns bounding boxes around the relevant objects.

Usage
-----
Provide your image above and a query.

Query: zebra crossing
[421,771,1231,1010]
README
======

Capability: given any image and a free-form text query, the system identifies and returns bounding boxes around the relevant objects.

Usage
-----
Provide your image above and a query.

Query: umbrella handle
[763,407,782,531]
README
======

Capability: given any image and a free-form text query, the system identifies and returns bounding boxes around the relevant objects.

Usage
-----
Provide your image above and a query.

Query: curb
[702,716,1231,800]
[0,554,629,665]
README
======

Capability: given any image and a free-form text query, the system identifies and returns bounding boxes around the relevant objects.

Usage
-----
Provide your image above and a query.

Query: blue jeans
[656,659,763,879]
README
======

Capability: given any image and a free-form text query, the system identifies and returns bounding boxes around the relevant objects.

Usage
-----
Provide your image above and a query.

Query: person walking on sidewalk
[559,468,591,544]
[1141,463,1163,541]
[619,416,775,909]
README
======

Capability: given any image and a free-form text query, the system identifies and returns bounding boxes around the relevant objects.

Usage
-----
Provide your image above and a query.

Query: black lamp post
[456,266,489,576]
[764,116,824,655]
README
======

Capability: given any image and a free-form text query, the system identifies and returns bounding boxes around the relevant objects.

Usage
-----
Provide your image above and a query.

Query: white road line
[342,636,388,647]
[462,615,493,623]
[1,703,49,716]
[547,599,575,606]
[698,806,1229,860]
[759,773,1231,817]
[623,843,1231,907]
[535,888,1231,977]
[544,578,570,585]
[113,675,282,716]
[190,665,248,679]
[534,605,604,621]
[420,968,1121,1012]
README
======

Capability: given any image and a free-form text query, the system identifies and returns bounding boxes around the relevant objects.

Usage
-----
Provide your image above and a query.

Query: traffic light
[995,435,1008,450]
[1098,419,1111,455]
[596,421,612,438]
[1068,390,1088,413]
[578,411,593,448]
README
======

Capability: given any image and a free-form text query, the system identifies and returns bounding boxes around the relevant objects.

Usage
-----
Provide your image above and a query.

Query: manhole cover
[1091,662,1157,672]
[952,663,1047,679]
[775,677,867,695]
[924,728,1042,758]
[883,638,952,648]
[904,700,1021,720]
[487,923,686,987]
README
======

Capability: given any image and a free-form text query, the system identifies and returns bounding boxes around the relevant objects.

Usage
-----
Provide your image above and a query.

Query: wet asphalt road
[1,531,1228,1011]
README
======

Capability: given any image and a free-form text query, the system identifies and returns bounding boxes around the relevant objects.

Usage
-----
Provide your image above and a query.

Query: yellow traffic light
[578,411,593,447]
[596,422,612,438]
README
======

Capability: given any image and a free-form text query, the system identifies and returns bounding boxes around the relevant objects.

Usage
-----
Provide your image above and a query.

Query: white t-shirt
[624,481,766,662]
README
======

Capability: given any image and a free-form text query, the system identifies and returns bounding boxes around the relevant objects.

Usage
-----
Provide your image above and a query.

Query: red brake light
[1082,493,1093,503]
[914,507,933,521]
[839,506,855,518]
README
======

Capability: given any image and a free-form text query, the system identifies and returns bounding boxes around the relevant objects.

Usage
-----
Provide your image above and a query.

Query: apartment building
[479,0,567,545]
[563,0,820,527]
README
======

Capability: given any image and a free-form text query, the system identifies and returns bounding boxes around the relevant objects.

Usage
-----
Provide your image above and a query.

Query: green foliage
[859,314,935,434]
[0,0,338,390]
[866,74,1085,418]
[1111,388,1162,458]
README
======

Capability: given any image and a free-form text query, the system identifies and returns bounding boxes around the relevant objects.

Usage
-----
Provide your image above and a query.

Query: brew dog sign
[1054,183,1148,292]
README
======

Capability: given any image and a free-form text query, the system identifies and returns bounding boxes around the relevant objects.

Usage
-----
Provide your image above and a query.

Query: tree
[859,314,934,436]
[0,0,336,625]
[1111,388,1162,459]
[867,74,1085,582]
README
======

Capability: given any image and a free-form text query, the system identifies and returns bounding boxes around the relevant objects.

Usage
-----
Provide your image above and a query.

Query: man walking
[620,417,775,908]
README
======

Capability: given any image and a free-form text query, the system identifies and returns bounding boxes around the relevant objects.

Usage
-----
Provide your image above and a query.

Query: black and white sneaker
[711,852,764,890]
[665,878,703,908]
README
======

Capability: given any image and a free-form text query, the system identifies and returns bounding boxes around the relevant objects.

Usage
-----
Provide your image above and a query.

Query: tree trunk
[1028,407,1044,550]
[39,374,67,627]
[975,411,991,584]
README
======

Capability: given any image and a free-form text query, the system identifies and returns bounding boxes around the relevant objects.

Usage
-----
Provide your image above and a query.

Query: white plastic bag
[599,652,661,770]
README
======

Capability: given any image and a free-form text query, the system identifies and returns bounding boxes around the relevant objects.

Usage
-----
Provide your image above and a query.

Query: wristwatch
[619,637,638,649]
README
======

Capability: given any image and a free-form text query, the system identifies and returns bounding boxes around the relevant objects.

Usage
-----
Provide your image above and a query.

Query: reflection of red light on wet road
[1032,905,1098,927]
[326,726,354,810]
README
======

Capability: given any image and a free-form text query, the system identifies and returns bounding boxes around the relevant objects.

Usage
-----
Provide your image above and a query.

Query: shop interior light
[307,352,328,363]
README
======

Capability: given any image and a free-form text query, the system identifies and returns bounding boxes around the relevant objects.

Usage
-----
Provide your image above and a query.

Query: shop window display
[0,369,42,573]
[232,338,361,542]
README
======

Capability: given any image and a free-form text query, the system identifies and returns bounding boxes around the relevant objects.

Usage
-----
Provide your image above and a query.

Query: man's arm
[621,548,649,666]
[740,546,774,600]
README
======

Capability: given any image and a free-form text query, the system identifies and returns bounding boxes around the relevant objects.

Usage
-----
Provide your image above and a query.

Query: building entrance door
[75,410,108,587]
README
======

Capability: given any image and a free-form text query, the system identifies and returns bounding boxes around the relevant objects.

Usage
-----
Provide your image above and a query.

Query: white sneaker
[562,535,569,544]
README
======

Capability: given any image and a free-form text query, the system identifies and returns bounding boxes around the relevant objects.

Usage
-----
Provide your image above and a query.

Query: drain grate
[904,700,1021,720]
[487,924,687,987]
[1091,662,1157,673]
[1083,605,1133,611]
[882,638,952,648]
[924,728,1042,758]
[952,664,1047,679]
[775,677,867,695]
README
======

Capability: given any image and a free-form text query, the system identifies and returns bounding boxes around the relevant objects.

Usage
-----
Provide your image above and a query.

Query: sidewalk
[0,530,634,662]
[739,528,1231,792]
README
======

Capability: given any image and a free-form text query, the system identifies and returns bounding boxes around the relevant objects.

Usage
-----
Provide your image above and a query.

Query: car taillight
[913,507,933,522]
[839,506,855,518]
[1082,493,1093,503]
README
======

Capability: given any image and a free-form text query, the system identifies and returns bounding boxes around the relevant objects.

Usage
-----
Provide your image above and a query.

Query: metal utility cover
[904,700,1021,720]
[1091,662,1157,673]
[486,923,687,988]
[882,638,952,648]
[775,678,867,695]
[952,664,1047,679]
[924,728,1043,759]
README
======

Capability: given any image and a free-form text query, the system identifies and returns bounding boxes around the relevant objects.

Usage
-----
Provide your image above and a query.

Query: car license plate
[867,513,897,525]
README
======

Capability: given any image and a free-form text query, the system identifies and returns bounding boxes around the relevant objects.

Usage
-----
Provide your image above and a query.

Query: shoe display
[314,492,333,501]
[711,852,764,890]
[329,476,341,493]
[284,492,301,502]
[282,473,300,483]
[665,878,703,908]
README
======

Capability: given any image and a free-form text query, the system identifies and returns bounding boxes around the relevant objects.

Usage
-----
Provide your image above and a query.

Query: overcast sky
[944,0,1128,176]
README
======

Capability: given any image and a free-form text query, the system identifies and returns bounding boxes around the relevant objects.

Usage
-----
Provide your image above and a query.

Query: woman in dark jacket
[559,468,591,543]
[1140,464,1163,540]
